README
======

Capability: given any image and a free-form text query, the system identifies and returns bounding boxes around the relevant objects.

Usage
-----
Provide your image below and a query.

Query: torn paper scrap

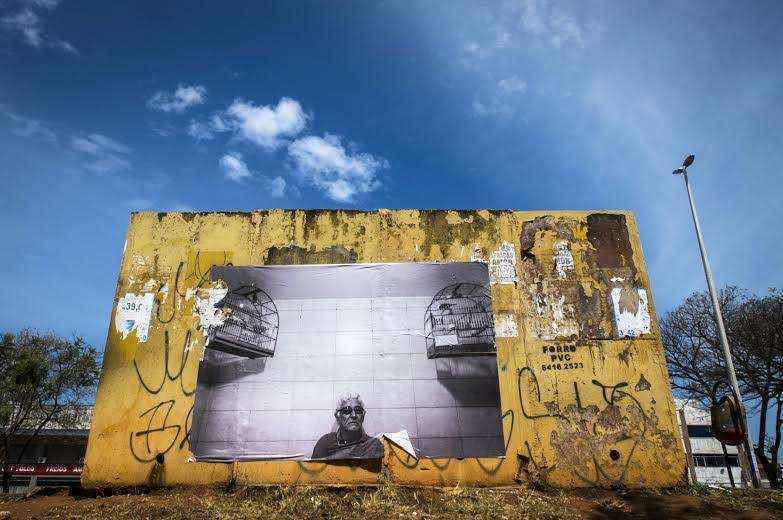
[383,430,417,459]
[553,241,574,279]
[115,293,155,342]
[610,287,651,338]
[488,241,518,285]
[494,313,518,338]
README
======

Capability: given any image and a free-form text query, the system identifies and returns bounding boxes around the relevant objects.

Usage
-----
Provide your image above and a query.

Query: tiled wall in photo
[190,265,505,460]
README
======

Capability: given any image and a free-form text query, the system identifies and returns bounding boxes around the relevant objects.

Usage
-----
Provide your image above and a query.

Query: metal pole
[681,171,761,488]
[721,442,736,488]
[679,409,699,484]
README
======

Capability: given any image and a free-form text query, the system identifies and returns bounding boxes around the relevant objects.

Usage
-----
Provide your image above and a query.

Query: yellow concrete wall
[83,209,685,488]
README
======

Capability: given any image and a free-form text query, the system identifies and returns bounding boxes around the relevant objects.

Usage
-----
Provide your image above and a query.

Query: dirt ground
[0,484,781,519]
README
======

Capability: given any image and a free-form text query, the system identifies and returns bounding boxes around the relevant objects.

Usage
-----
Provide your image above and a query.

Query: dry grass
[1,483,782,519]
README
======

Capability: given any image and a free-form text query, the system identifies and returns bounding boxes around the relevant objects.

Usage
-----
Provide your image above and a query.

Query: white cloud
[498,76,528,93]
[1,1,75,52]
[22,0,61,8]
[517,0,585,49]
[461,0,592,64]
[70,133,132,173]
[219,151,253,182]
[147,85,207,113]
[4,111,57,142]
[53,39,77,54]
[225,97,308,150]
[186,120,214,140]
[472,98,513,118]
[473,76,528,117]
[265,176,286,198]
[217,152,286,196]
[185,112,233,140]
[1,8,41,46]
[288,134,387,202]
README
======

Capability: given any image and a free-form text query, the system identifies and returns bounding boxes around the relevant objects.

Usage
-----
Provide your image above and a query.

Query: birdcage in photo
[206,284,279,359]
[424,282,495,358]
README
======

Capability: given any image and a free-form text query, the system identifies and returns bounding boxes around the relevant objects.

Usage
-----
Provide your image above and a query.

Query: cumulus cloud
[219,151,253,182]
[147,85,207,113]
[70,133,132,173]
[224,97,308,150]
[186,120,214,140]
[288,134,387,202]
[218,152,287,197]
[185,96,384,201]
[265,176,286,198]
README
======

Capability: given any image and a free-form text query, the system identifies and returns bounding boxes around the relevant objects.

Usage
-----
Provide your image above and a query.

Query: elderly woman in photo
[311,394,384,460]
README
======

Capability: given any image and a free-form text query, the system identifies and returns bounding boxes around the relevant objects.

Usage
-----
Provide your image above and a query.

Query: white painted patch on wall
[489,241,518,284]
[611,287,651,338]
[553,241,574,279]
[115,293,155,342]
[194,286,229,336]
[494,313,518,338]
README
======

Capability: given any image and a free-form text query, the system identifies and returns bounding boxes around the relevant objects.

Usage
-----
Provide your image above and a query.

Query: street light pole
[674,156,761,488]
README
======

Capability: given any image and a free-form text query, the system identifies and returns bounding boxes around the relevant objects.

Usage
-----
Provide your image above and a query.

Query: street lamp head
[682,154,695,168]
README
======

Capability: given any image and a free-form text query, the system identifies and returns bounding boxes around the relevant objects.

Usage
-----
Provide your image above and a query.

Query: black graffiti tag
[129,400,181,463]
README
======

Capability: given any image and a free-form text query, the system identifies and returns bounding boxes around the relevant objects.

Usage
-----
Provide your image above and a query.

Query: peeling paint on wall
[85,209,684,490]
[494,313,519,338]
[611,287,651,338]
[488,241,518,285]
[470,243,486,263]
[532,292,580,340]
[114,293,154,342]
[191,284,229,336]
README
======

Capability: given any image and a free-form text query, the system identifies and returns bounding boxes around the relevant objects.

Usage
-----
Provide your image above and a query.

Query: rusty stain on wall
[83,209,684,489]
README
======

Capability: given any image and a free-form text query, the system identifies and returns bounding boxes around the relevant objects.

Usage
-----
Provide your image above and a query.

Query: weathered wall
[83,209,685,488]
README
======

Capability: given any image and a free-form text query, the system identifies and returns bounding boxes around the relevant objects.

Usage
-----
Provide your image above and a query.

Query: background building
[4,407,91,493]
[675,398,744,486]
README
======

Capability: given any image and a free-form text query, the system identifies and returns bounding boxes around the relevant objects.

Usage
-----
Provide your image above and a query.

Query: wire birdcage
[206,285,279,359]
[424,282,495,359]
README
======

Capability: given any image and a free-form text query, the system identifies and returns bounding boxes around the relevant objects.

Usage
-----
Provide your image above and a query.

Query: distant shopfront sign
[7,463,84,476]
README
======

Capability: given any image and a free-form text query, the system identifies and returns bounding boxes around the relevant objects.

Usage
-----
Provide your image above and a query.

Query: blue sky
[2,2,782,429]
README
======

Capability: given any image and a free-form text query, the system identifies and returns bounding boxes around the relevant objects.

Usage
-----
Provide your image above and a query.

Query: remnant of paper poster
[114,293,155,342]
[488,241,518,284]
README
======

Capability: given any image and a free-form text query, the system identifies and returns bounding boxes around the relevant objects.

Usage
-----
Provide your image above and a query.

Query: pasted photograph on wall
[189,262,506,462]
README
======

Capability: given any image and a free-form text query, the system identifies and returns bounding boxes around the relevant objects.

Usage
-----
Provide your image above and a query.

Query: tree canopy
[0,330,101,492]
[661,286,783,487]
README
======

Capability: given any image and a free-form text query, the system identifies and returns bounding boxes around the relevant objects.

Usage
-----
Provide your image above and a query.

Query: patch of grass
[29,484,783,519]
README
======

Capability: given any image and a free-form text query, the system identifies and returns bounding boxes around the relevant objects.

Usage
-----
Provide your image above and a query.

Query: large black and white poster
[190,262,505,461]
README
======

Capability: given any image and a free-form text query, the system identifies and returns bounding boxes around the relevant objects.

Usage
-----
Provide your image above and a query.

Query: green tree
[0,330,100,492]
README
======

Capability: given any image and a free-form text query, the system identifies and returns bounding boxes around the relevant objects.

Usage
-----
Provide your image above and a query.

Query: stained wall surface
[83,209,686,488]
